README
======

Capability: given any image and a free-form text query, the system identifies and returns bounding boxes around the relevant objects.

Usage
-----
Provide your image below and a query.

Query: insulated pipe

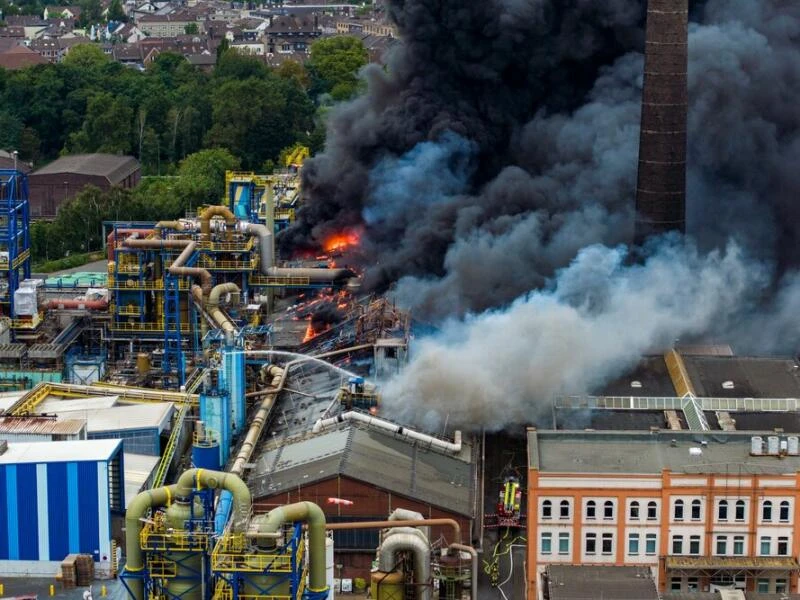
[106,228,152,262]
[325,519,462,545]
[125,485,177,600]
[447,543,478,600]
[259,501,328,595]
[47,298,108,310]
[313,412,463,455]
[154,221,186,237]
[207,282,240,346]
[230,365,286,475]
[124,239,212,296]
[241,222,354,283]
[200,206,236,241]
[389,508,429,542]
[174,468,251,533]
[378,533,431,600]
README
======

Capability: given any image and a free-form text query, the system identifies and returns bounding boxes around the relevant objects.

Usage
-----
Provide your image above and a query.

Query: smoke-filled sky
[282,0,800,430]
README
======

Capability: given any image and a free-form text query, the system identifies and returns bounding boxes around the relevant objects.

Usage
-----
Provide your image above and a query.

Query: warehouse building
[0,416,86,441]
[28,153,140,218]
[0,438,124,577]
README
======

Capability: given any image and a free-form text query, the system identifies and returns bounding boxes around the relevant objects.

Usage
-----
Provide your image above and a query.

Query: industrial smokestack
[633,0,688,244]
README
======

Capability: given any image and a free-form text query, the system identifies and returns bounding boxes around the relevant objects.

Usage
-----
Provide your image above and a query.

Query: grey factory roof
[41,401,174,433]
[250,424,474,516]
[545,565,658,600]
[32,153,140,184]
[529,430,800,475]
[682,356,800,398]
[123,452,159,508]
[595,355,677,397]
[0,438,121,464]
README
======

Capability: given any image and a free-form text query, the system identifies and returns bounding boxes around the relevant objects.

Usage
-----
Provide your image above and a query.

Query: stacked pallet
[60,554,95,587]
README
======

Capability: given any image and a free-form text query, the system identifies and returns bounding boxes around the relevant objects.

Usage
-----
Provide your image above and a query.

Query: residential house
[0,45,49,70]
[28,37,90,63]
[0,27,26,42]
[185,52,215,72]
[137,12,203,37]
[4,16,50,40]
[42,5,82,22]
[110,22,146,43]
[230,39,264,56]
[266,14,320,39]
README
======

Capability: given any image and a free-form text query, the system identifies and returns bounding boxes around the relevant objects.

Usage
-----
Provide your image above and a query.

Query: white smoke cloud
[382,239,772,431]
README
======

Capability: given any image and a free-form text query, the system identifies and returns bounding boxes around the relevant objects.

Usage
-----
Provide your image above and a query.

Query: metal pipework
[447,543,478,600]
[47,298,108,310]
[174,468,251,533]
[207,282,240,346]
[389,508,429,542]
[200,206,236,241]
[313,412,463,455]
[258,501,328,595]
[154,221,186,237]
[240,222,354,283]
[124,238,212,296]
[325,518,462,545]
[378,533,431,600]
[230,365,286,476]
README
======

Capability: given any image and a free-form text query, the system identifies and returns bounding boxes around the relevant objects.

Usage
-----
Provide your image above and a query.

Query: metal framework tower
[0,170,31,320]
[633,0,688,244]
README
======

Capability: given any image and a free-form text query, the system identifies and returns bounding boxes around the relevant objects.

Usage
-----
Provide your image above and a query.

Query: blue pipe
[215,490,233,535]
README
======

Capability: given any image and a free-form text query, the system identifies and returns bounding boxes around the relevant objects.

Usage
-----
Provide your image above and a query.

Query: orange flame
[302,320,315,343]
[323,230,360,253]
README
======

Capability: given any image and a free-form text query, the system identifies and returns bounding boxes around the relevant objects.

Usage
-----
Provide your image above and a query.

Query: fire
[302,319,315,343]
[323,230,360,254]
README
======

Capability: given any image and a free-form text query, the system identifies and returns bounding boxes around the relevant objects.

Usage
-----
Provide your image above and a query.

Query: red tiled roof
[0,46,49,70]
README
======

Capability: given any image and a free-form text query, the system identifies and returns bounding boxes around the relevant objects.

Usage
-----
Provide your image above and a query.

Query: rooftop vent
[631,380,642,388]
[689,447,702,456]
[722,380,735,389]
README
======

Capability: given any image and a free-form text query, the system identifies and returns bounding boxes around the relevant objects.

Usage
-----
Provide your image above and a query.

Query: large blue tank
[192,438,221,471]
[223,348,245,435]
[200,392,231,466]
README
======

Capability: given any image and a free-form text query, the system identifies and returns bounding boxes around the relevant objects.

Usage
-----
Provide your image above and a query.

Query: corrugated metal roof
[123,452,159,508]
[32,153,140,183]
[251,425,474,516]
[0,438,121,464]
[39,395,119,413]
[546,565,658,600]
[0,416,86,435]
[46,402,174,433]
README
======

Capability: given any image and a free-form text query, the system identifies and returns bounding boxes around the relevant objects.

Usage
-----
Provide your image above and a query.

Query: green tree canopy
[62,44,109,70]
[107,0,126,22]
[307,36,368,101]
[175,148,241,210]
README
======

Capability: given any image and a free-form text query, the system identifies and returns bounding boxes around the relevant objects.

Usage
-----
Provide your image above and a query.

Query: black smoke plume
[310,302,345,331]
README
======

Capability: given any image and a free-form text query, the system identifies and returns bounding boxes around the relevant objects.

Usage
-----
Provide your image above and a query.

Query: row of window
[670,577,788,594]
[541,498,792,523]
[542,532,792,558]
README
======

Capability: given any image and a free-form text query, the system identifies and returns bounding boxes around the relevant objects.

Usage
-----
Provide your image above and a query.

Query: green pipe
[259,501,328,594]
[175,468,251,533]
[124,485,177,600]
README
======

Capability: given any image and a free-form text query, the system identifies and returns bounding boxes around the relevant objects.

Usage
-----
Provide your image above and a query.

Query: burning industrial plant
[284,0,800,430]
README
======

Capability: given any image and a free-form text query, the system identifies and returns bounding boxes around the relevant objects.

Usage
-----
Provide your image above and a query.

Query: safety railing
[151,404,188,489]
[147,559,177,578]
[198,239,254,252]
[199,257,259,271]
[211,533,303,573]
[140,524,211,552]
[249,275,310,287]
[109,322,191,333]
[116,305,143,316]
[108,278,190,291]
[11,312,43,329]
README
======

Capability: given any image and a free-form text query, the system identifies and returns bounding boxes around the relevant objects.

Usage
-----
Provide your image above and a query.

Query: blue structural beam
[0,170,31,321]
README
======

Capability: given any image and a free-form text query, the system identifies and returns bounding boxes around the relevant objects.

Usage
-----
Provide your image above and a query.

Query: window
[541,532,552,555]
[628,533,640,555]
[672,535,683,554]
[716,536,727,555]
[670,577,682,591]
[780,500,790,522]
[733,536,744,555]
[735,499,745,521]
[604,500,614,520]
[601,533,613,555]
[762,500,773,522]
[691,499,701,520]
[558,532,569,555]
[560,500,570,519]
[757,579,770,593]
[776,579,788,593]
[718,499,728,521]
[689,535,701,555]
[645,533,657,555]
[542,500,552,519]
[778,536,789,556]
[760,536,771,556]
[687,577,699,592]
[674,499,684,521]
[647,501,657,520]
[585,533,597,555]
[586,500,596,520]
[629,501,639,520]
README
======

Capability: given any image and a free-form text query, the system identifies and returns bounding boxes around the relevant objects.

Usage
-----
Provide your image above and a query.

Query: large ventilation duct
[207,282,240,345]
[633,0,688,244]
[389,508,430,542]
[124,238,212,296]
[378,533,431,600]
[313,411,463,455]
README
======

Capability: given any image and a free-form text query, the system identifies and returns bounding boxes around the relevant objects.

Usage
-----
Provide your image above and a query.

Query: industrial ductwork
[389,508,430,542]
[124,238,213,296]
[633,0,688,243]
[378,533,431,600]
[207,282,240,345]
[313,411,463,455]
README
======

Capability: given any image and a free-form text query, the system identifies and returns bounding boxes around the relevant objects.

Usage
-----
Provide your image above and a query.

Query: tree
[306,36,368,101]
[107,0,126,22]
[0,110,22,151]
[184,22,198,35]
[176,148,241,210]
[62,43,109,70]
[67,92,133,154]
[214,50,269,81]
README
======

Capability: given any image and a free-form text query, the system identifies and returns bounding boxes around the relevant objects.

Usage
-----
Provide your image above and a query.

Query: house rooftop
[32,153,140,183]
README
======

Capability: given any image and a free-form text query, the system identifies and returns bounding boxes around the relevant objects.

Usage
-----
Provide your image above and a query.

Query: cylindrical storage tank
[325,536,334,600]
[435,553,468,600]
[751,436,763,455]
[164,499,206,600]
[788,436,799,456]
[241,559,291,597]
[768,436,780,455]
[370,570,404,600]
[136,352,151,377]
[192,437,221,471]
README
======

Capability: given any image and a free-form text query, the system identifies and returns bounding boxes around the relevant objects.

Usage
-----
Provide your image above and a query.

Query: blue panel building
[0,439,124,576]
